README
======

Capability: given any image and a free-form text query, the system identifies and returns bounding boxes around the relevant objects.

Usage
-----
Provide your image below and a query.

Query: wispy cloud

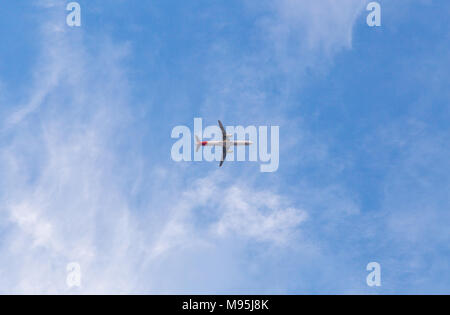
[0,2,140,293]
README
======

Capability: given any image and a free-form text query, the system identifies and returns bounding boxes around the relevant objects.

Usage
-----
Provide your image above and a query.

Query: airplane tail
[195,135,201,152]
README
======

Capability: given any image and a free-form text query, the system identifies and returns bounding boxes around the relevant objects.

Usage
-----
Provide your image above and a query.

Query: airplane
[195,120,253,167]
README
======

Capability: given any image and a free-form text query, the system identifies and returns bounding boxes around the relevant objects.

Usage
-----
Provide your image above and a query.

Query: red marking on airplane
[202,141,208,146]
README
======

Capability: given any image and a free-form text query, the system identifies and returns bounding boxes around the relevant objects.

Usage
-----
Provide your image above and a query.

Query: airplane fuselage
[201,140,253,147]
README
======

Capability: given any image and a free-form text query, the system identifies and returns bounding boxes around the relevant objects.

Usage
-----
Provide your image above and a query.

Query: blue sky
[0,0,449,294]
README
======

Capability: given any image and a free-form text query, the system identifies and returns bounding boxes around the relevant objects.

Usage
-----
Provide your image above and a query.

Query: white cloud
[148,172,306,261]
[212,186,306,244]
[269,0,366,50]
[0,3,140,293]
[252,0,367,74]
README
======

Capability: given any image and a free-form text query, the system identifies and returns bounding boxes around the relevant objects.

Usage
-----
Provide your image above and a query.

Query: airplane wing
[220,145,226,167]
[218,120,226,141]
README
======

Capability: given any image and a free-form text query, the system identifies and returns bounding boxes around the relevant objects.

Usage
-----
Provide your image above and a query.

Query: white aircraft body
[196,120,253,167]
